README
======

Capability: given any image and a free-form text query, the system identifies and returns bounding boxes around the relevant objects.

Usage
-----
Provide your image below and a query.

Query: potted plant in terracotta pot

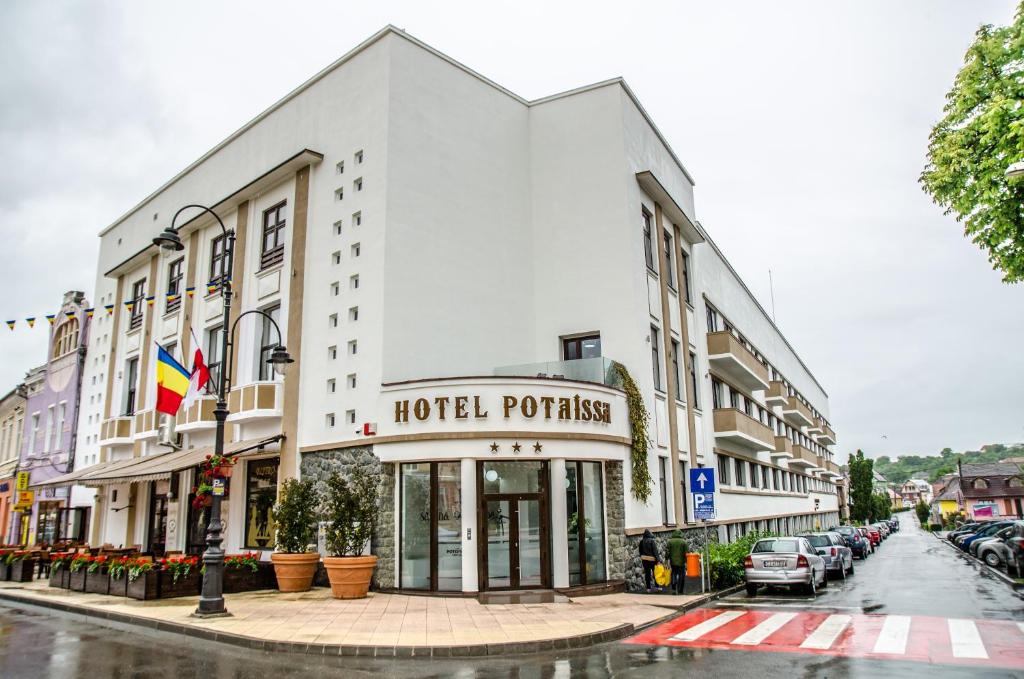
[270,478,320,592]
[322,467,379,599]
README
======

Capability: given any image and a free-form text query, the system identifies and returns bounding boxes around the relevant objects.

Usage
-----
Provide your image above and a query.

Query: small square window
[326,413,336,427]
[334,187,344,201]
[329,313,338,328]
[352,211,362,226]
[348,340,357,355]
[327,378,336,393]
[348,306,359,322]
[354,150,363,164]
[347,373,357,389]
[346,409,356,424]
[331,281,340,296]
[336,161,344,174]
[332,251,341,265]
[354,177,363,192]
[333,220,343,235]
[351,243,361,258]
[328,345,337,360]
[350,275,359,290]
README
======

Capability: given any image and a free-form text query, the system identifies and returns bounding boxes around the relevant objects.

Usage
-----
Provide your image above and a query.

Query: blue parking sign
[689,468,715,494]
[693,493,716,520]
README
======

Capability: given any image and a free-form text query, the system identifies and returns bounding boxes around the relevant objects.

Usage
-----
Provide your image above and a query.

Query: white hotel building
[49,27,839,593]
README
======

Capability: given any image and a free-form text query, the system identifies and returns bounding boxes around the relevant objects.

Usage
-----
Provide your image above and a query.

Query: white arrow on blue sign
[689,467,716,494]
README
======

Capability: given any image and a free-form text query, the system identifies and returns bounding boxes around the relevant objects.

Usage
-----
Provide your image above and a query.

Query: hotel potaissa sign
[394,393,613,424]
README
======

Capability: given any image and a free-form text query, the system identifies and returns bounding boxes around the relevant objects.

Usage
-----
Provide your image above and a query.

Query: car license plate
[764,560,786,567]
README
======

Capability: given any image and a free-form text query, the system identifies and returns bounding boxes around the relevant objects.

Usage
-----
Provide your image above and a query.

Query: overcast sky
[1,1,1021,461]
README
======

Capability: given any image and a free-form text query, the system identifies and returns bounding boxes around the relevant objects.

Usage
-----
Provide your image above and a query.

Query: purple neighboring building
[12,291,90,545]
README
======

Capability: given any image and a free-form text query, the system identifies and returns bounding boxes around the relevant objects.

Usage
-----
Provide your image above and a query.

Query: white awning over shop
[32,435,282,489]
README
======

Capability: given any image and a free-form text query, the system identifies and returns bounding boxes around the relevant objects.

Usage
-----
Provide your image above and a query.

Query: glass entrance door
[479,461,550,590]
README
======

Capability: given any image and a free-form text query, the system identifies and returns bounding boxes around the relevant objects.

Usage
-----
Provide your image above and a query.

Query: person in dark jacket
[666,530,689,595]
[639,529,659,592]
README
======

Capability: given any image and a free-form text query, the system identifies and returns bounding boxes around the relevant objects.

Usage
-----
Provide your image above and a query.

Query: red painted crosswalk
[625,608,1024,669]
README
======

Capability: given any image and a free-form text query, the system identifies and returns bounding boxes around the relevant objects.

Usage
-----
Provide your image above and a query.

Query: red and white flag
[182,328,211,408]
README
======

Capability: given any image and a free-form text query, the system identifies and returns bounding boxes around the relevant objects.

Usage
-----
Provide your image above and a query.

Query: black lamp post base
[190,610,234,620]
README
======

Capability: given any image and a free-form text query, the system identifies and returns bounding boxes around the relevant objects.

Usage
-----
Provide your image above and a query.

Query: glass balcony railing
[493,357,621,388]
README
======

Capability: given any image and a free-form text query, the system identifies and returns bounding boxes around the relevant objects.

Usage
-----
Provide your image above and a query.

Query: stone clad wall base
[299,447,395,590]
[624,527,713,593]
[605,461,626,581]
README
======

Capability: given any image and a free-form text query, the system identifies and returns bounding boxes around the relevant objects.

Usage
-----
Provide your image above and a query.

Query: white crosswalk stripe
[799,614,852,650]
[872,615,911,655]
[948,619,987,659]
[670,611,746,641]
[731,612,798,645]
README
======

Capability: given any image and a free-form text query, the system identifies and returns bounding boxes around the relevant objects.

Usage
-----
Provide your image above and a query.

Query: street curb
[933,532,1024,594]
[628,583,746,634]
[0,586,733,657]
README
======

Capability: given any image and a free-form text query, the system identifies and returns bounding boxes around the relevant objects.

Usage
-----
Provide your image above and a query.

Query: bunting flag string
[85,308,95,318]
[45,315,55,326]
[185,287,196,298]
[104,304,114,315]
[26,317,35,328]
[145,295,155,307]
[6,321,14,331]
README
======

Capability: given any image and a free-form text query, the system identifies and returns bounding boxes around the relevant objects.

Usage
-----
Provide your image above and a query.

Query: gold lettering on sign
[392,394,611,424]
[502,396,518,418]
[414,398,430,421]
[521,396,537,418]
[473,395,488,418]
[395,400,410,423]
[454,395,469,419]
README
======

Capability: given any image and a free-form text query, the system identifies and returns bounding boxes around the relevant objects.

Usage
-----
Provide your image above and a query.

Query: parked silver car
[744,536,828,597]
[800,532,854,579]
[976,521,1024,570]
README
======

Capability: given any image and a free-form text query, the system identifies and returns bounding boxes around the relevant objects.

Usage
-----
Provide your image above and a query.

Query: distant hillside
[856,444,1024,485]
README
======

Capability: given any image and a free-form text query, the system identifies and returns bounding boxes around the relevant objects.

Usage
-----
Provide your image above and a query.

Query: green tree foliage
[272,478,320,554]
[709,530,774,590]
[921,4,1024,283]
[849,450,875,523]
[915,500,931,526]
[323,467,379,557]
[871,493,892,521]
[873,443,1024,484]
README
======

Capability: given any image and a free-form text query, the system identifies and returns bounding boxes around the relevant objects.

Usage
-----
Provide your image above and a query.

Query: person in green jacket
[666,530,689,595]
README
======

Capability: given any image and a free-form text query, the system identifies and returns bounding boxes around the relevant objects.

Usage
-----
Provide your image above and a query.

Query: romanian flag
[185,287,195,298]
[206,281,219,295]
[146,295,155,307]
[5,320,14,331]
[25,318,35,328]
[85,308,95,318]
[65,311,76,318]
[125,300,135,312]
[45,314,56,326]
[104,305,114,315]
[155,344,190,415]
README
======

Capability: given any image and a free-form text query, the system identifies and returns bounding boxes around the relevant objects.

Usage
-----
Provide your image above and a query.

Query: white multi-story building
[47,27,839,592]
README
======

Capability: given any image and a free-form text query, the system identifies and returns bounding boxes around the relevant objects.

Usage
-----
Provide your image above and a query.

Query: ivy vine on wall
[612,361,653,503]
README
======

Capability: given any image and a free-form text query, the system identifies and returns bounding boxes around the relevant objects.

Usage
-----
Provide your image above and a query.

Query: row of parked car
[743,518,900,596]
[947,520,1024,574]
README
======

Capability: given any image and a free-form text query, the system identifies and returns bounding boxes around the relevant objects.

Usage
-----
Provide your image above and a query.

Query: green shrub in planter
[708,530,775,590]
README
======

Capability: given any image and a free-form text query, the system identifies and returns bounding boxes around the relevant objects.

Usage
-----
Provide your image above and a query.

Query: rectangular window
[729,386,739,409]
[165,258,183,313]
[205,326,223,393]
[351,243,361,258]
[706,306,719,333]
[348,307,359,322]
[762,466,770,490]
[329,314,338,328]
[332,251,341,265]
[350,274,359,289]
[331,282,340,296]
[354,177,363,192]
[326,413,335,427]
[680,250,691,304]
[670,340,681,401]
[209,234,229,284]
[688,351,699,408]
[334,187,344,201]
[347,373,357,389]
[711,378,723,409]
[27,414,38,456]
[659,457,669,524]
[750,462,759,488]
[346,410,356,424]
[353,211,362,226]
[328,345,337,360]
[735,458,746,486]
[129,278,146,330]
[400,461,463,591]
[566,461,607,585]
[651,326,662,391]
[355,150,363,164]
[261,202,287,269]
[336,160,344,174]
[334,221,343,236]
[643,210,655,271]
[663,230,675,289]
[327,379,336,393]
[257,305,281,381]
[53,402,65,451]
[562,334,601,361]
[244,458,279,549]
[718,454,730,485]
[124,357,139,415]
[348,340,357,355]
[43,406,53,452]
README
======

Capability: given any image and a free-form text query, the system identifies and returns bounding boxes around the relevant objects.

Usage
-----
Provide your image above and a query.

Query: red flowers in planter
[69,554,93,573]
[87,555,108,573]
[107,556,130,580]
[191,453,237,508]
[126,558,154,582]
[160,555,200,583]
[224,552,260,572]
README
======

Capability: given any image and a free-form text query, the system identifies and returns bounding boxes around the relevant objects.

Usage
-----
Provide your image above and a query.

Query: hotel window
[711,378,724,409]
[670,340,681,401]
[354,177,363,192]
[662,230,675,289]
[348,307,359,322]
[165,258,183,313]
[749,462,759,488]
[735,458,746,486]
[332,251,341,265]
[353,211,362,226]
[659,457,669,524]
[257,305,281,381]
[562,334,601,361]
[328,345,337,360]
[680,250,692,304]
[336,160,344,174]
[129,278,146,330]
[209,234,229,284]
[206,325,223,393]
[123,357,139,416]
[706,306,719,332]
[399,461,463,591]
[334,187,344,201]
[347,374,356,389]
[718,454,730,485]
[355,149,363,164]
[326,413,335,427]
[334,221,343,236]
[244,458,279,549]
[261,202,287,269]
[327,379,336,393]
[348,340,357,355]
[351,243,361,258]
[350,274,359,289]
[762,466,770,490]
[650,326,662,391]
[689,351,699,409]
[346,410,356,424]
[642,209,655,271]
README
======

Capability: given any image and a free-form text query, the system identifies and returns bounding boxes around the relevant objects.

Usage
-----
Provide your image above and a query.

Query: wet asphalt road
[1,515,1021,678]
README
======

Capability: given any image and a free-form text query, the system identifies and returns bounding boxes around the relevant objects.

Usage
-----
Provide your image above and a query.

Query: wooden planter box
[223,562,277,593]
[68,568,88,591]
[8,559,37,583]
[49,565,70,589]
[159,569,201,598]
[126,571,160,600]
[85,568,109,595]
[0,561,9,581]
[108,572,128,597]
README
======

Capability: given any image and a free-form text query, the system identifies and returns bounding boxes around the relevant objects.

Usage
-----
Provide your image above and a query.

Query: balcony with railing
[706,331,770,393]
[818,457,841,478]
[226,381,283,424]
[782,396,815,427]
[789,442,818,468]
[133,409,159,441]
[99,416,133,447]
[772,435,794,460]
[712,408,775,453]
[493,357,620,388]
[176,396,217,432]
[764,380,788,406]
[816,423,837,446]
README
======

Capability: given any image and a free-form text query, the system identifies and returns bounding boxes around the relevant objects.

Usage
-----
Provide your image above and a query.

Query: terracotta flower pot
[270,552,320,593]
[323,555,377,599]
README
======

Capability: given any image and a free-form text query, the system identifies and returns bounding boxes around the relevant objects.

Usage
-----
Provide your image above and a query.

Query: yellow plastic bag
[654,562,671,587]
